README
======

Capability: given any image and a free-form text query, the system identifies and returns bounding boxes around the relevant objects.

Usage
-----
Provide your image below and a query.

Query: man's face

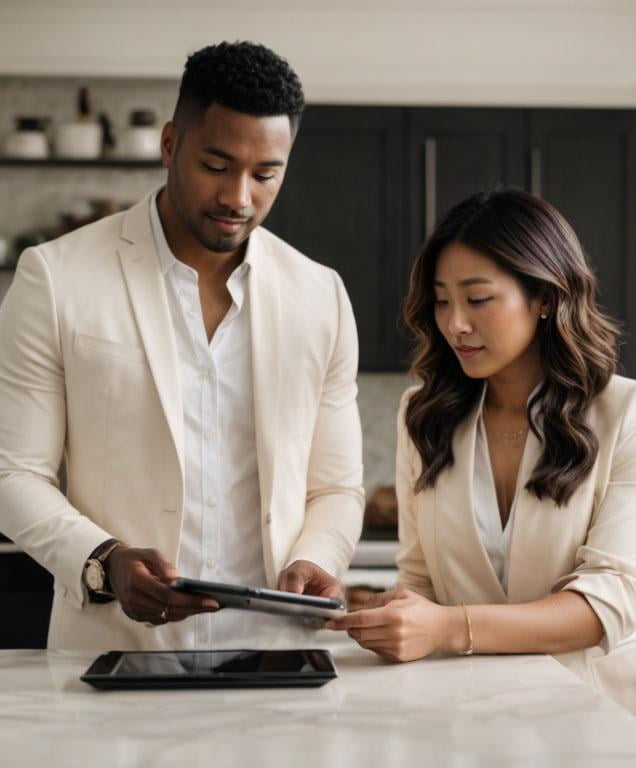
[161,102,293,254]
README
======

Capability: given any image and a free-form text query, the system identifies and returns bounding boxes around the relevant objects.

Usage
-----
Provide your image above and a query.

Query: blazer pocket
[75,332,147,366]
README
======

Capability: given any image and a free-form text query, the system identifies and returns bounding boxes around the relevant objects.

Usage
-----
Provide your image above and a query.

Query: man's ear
[160,121,178,169]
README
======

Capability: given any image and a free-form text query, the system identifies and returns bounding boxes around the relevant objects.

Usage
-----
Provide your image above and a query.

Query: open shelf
[0,157,162,169]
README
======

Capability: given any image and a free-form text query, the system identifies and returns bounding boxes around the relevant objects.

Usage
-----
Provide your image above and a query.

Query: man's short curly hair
[174,41,305,138]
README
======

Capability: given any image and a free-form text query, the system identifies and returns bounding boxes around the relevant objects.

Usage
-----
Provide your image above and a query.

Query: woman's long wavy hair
[404,188,621,506]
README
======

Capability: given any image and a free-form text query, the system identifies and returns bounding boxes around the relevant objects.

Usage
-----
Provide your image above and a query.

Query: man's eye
[468,297,492,306]
[203,163,225,173]
[254,173,275,182]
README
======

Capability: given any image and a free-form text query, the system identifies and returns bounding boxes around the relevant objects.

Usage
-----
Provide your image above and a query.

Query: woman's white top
[473,384,541,593]
[473,411,518,592]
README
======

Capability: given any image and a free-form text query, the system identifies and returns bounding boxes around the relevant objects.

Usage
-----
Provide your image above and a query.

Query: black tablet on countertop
[169,577,346,621]
[81,649,338,690]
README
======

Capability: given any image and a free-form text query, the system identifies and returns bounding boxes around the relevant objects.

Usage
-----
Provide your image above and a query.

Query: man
[0,42,364,650]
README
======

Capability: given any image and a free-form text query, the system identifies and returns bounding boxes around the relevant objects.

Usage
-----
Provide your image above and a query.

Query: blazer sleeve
[285,271,365,578]
[395,387,437,601]
[552,390,636,653]
[0,247,114,610]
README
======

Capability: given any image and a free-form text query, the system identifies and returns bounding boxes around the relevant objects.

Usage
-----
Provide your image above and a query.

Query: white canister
[54,122,102,159]
[3,117,50,159]
[117,110,162,160]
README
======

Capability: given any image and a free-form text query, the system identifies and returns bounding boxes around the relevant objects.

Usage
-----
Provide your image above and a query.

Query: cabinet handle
[530,148,542,198]
[424,138,437,238]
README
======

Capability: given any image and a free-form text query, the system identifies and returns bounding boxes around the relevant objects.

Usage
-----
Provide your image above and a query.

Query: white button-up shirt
[150,189,311,648]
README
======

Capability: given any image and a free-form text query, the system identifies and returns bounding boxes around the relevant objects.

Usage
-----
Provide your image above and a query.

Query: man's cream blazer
[0,192,364,650]
[396,376,636,714]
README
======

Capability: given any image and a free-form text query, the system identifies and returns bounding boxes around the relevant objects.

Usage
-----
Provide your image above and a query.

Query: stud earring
[540,313,548,319]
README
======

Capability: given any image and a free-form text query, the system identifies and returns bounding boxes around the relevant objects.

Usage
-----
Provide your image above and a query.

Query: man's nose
[218,173,251,212]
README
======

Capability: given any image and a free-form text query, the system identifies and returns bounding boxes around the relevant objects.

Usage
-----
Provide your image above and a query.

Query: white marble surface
[0,634,634,768]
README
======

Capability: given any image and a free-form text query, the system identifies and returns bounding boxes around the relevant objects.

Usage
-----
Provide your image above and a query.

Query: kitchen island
[0,635,634,767]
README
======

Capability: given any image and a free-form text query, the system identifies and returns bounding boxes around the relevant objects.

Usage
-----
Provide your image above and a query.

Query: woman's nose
[447,306,472,337]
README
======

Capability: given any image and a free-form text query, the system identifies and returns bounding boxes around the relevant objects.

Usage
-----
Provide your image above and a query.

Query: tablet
[81,649,337,690]
[170,577,346,621]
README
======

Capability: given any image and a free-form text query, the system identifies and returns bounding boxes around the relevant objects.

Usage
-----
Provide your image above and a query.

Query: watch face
[85,560,105,591]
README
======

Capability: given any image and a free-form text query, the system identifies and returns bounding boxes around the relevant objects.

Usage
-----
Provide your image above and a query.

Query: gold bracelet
[459,603,474,656]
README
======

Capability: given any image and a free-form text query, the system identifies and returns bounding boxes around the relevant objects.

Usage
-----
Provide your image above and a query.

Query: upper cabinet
[267,105,636,373]
[528,110,636,373]
[266,107,408,371]
[406,108,526,263]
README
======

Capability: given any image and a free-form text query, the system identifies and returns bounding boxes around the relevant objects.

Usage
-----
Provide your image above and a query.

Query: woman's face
[433,242,545,380]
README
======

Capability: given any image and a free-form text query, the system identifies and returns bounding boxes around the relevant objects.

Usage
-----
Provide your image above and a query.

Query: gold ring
[160,605,169,622]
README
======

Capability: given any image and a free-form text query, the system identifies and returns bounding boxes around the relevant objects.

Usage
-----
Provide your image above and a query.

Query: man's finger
[278,569,305,594]
[127,569,219,611]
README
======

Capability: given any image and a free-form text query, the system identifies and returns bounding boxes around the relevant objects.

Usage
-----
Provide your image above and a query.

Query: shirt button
[204,429,214,440]
[201,368,213,379]
[207,496,217,508]
[265,513,272,524]
[199,635,208,644]
[206,557,215,568]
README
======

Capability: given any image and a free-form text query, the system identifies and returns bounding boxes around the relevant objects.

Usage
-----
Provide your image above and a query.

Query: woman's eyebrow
[434,278,494,287]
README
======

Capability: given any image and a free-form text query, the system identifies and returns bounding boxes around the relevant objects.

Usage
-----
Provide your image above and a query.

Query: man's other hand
[277,559,344,600]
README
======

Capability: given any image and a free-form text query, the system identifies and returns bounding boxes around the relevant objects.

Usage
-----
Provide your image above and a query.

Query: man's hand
[105,546,219,625]
[277,559,344,600]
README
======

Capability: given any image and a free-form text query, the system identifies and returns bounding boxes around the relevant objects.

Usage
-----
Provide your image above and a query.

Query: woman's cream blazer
[396,375,636,714]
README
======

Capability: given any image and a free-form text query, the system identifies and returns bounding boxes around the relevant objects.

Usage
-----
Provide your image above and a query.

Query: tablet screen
[110,650,331,677]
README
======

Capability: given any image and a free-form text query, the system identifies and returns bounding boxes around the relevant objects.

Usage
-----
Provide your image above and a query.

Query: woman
[327,188,636,713]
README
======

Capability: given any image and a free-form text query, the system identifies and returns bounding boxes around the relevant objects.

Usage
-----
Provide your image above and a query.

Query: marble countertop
[1,635,634,768]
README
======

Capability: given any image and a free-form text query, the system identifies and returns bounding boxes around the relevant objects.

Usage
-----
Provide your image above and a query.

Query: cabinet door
[266,106,407,371]
[407,108,526,260]
[0,545,53,648]
[529,110,636,375]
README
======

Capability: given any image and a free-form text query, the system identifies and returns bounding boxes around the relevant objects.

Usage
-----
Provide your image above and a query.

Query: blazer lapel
[434,393,508,603]
[246,230,281,517]
[118,196,184,479]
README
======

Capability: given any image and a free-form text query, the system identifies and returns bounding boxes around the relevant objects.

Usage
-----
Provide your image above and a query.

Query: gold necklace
[484,404,529,441]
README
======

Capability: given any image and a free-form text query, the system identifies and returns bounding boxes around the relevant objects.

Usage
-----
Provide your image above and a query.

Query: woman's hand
[325,586,465,662]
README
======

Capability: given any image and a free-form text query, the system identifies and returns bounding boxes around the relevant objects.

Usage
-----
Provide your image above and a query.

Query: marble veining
[0,635,634,768]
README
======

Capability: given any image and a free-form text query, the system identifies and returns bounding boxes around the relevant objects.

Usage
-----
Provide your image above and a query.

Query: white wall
[1,0,635,106]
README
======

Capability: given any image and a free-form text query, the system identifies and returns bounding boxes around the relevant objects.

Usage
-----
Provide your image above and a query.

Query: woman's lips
[206,214,247,235]
[455,345,484,359]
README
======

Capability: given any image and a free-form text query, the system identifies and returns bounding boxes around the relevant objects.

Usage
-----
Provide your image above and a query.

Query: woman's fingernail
[202,599,219,609]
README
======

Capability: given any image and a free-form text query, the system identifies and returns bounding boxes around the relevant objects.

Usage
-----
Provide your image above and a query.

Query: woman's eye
[468,297,492,306]
[434,298,448,306]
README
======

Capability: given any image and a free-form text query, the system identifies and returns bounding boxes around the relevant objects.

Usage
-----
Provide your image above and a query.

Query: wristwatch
[83,539,125,603]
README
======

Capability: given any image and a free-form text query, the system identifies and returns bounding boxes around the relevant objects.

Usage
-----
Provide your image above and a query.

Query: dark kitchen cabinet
[406,108,526,267]
[0,541,53,648]
[266,106,409,370]
[528,109,636,374]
